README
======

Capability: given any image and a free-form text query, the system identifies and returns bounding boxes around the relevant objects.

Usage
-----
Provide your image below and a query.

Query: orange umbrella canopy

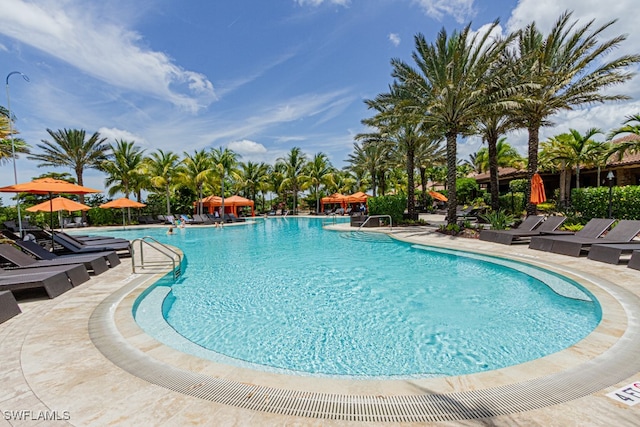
[26,196,90,213]
[429,191,448,202]
[99,197,146,209]
[0,178,101,195]
[530,173,547,205]
[345,192,369,203]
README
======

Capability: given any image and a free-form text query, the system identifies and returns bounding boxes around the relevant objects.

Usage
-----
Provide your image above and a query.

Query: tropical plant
[390,21,515,225]
[302,153,335,213]
[608,113,640,157]
[178,150,212,215]
[143,149,181,215]
[511,11,640,215]
[27,128,110,221]
[276,147,308,214]
[210,147,240,217]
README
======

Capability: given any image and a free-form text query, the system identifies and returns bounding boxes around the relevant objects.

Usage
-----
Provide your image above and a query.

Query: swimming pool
[106,218,601,379]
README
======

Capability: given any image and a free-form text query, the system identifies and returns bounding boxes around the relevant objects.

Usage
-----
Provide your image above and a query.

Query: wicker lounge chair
[587,242,640,265]
[531,220,640,257]
[529,218,615,252]
[0,268,73,299]
[0,290,21,323]
[0,243,110,275]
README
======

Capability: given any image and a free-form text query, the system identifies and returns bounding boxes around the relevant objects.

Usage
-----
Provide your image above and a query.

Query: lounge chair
[224,213,245,223]
[52,233,131,257]
[0,268,73,299]
[629,250,640,270]
[456,206,481,222]
[479,215,544,243]
[479,216,567,245]
[0,290,21,323]
[206,214,223,224]
[0,245,90,286]
[531,219,640,257]
[15,240,121,269]
[529,218,616,252]
[0,243,110,275]
[587,242,640,265]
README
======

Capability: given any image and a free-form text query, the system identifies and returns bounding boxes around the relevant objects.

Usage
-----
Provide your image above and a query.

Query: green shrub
[367,194,407,225]
[571,186,640,220]
[509,179,528,193]
[87,207,117,226]
[456,178,480,205]
[438,223,461,235]
[498,192,525,215]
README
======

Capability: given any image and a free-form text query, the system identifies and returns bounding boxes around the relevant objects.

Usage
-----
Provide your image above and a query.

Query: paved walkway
[1,219,639,426]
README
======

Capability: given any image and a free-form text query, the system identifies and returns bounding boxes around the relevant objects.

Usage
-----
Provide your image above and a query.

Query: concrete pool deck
[1,217,639,426]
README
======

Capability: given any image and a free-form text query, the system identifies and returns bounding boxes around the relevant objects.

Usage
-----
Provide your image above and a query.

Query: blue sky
[1,0,639,203]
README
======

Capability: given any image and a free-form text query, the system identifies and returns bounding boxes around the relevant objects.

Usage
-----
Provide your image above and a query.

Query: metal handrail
[131,236,182,280]
[322,213,338,227]
[358,214,393,231]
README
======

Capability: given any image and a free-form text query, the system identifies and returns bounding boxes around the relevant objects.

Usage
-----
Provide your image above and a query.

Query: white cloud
[410,0,476,23]
[388,33,401,47]
[0,0,216,112]
[228,139,268,155]
[97,127,149,146]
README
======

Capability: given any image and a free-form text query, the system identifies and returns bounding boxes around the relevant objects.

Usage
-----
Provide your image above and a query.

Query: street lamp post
[5,71,30,237]
[607,170,615,219]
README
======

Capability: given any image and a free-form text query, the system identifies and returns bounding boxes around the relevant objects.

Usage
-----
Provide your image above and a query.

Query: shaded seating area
[530,219,640,257]
[137,215,162,224]
[479,216,567,245]
[224,213,245,223]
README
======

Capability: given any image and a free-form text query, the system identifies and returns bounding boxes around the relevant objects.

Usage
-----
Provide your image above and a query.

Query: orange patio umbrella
[27,196,91,230]
[100,197,146,227]
[26,196,91,213]
[428,190,448,202]
[0,178,100,242]
[320,193,347,212]
[530,173,547,205]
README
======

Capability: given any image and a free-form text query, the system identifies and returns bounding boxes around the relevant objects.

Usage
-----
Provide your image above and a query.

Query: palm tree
[390,21,515,225]
[512,12,640,215]
[210,147,239,217]
[178,150,212,216]
[144,149,181,215]
[277,147,308,214]
[28,128,110,221]
[101,139,146,223]
[347,140,389,197]
[236,161,269,203]
[554,128,604,190]
[302,152,335,213]
[608,113,640,157]
[0,107,30,165]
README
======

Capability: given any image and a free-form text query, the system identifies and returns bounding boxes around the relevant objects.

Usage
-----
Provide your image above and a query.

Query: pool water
[109,218,600,378]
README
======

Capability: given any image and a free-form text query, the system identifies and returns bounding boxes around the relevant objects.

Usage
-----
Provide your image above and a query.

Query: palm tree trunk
[406,146,416,218]
[525,125,540,216]
[315,184,320,213]
[487,135,500,211]
[445,132,458,225]
[419,167,427,210]
[165,184,171,215]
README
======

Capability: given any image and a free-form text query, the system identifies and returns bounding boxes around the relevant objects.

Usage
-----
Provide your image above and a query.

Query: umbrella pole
[122,208,126,229]
[49,193,55,251]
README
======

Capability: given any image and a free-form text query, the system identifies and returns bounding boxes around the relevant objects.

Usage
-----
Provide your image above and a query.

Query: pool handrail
[358,215,393,231]
[131,236,182,280]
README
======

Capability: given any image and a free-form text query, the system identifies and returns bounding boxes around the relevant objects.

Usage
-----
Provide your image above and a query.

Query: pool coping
[85,223,640,423]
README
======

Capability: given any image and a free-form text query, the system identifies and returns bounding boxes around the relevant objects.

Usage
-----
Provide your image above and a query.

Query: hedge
[367,194,407,224]
[570,185,640,220]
